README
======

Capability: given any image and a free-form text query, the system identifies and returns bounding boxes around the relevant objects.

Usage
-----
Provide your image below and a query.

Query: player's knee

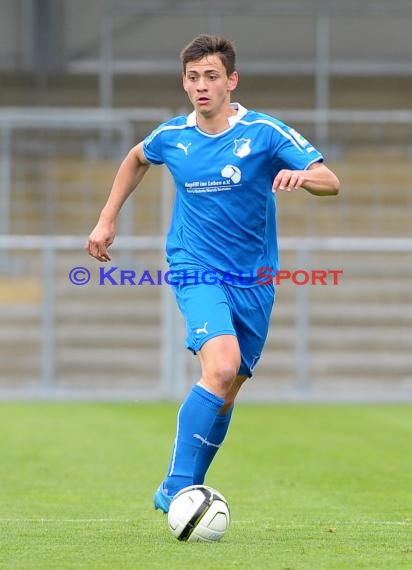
[203,361,239,396]
[213,362,239,388]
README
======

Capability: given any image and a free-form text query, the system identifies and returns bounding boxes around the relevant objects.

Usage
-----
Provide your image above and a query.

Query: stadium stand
[0,0,411,400]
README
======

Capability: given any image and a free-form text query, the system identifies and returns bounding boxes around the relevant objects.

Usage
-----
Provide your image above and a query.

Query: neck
[196,104,237,134]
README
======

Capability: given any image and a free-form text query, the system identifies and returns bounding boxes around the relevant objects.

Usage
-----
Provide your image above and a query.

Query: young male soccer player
[87,34,340,513]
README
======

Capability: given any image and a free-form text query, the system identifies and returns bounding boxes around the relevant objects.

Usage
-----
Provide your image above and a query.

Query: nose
[196,76,208,91]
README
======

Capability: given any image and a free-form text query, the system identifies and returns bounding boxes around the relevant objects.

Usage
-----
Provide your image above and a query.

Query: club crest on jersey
[233,138,251,158]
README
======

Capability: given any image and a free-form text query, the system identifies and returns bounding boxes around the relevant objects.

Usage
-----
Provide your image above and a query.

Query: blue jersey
[143,103,323,286]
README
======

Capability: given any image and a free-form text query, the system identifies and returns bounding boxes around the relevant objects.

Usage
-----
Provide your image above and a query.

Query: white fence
[0,236,411,402]
[2,106,412,249]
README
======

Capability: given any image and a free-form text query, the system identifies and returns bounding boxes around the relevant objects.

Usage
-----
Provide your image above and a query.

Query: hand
[272,169,305,193]
[86,219,115,262]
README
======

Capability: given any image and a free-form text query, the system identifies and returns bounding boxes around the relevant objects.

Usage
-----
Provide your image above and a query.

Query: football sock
[193,405,234,485]
[163,384,224,496]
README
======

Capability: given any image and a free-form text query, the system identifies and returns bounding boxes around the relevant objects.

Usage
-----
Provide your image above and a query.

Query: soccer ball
[167,485,230,542]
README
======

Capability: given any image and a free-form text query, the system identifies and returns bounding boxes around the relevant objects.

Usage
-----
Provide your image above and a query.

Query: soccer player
[86,34,340,513]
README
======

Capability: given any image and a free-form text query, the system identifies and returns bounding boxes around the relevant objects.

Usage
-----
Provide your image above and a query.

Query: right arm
[86,142,150,262]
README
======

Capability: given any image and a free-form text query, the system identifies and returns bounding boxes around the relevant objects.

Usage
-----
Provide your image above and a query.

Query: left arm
[272,162,340,196]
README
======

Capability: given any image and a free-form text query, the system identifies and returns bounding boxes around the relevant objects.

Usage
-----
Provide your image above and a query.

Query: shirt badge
[233,138,251,158]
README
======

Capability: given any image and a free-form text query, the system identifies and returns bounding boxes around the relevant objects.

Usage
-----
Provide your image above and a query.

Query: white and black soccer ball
[167,485,230,542]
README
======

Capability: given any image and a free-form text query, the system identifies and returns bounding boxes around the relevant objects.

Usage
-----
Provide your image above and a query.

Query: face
[182,55,238,119]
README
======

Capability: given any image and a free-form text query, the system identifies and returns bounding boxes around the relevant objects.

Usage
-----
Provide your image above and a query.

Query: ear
[228,71,239,92]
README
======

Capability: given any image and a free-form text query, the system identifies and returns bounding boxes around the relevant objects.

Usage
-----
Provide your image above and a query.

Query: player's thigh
[198,334,241,381]
[172,280,237,354]
[227,283,275,376]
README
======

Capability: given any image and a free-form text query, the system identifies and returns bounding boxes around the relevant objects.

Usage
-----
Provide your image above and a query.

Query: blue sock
[193,406,234,485]
[163,384,224,496]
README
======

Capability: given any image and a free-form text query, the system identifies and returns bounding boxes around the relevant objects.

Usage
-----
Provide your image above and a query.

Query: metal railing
[1,236,411,401]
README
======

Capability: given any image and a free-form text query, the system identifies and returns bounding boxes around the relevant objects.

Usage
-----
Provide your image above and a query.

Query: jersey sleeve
[143,125,165,165]
[270,121,323,171]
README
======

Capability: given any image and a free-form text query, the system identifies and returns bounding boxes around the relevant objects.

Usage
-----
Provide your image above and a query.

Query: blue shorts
[170,265,275,377]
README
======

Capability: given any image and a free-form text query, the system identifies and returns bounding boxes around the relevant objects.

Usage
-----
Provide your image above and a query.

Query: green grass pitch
[0,402,411,569]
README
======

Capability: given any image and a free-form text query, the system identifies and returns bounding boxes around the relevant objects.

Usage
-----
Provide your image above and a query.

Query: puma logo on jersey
[177,142,192,155]
[196,322,208,335]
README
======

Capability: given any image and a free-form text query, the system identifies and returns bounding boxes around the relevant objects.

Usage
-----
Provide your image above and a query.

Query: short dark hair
[180,34,236,76]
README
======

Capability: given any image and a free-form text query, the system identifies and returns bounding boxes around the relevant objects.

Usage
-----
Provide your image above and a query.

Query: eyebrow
[186,69,221,75]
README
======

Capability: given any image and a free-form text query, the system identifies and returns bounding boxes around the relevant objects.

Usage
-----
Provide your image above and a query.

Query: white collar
[186,103,248,127]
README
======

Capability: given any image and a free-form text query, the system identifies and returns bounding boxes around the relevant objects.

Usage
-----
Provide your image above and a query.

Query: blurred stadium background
[0,0,411,402]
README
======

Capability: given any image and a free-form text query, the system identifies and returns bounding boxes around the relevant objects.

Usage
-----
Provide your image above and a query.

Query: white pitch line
[231,520,412,526]
[0,518,134,523]
[0,519,410,526]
